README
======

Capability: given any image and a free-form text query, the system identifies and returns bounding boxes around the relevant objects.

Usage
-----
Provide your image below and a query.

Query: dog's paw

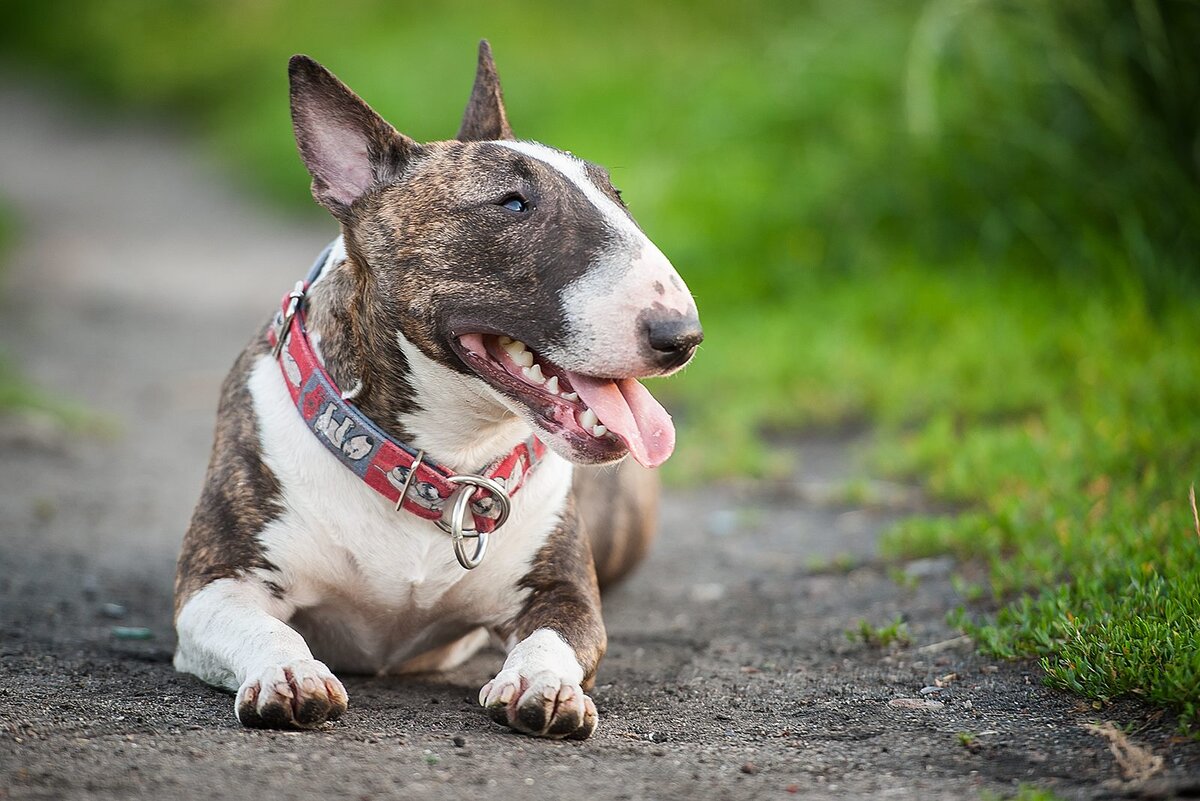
[480,669,598,740]
[235,660,348,729]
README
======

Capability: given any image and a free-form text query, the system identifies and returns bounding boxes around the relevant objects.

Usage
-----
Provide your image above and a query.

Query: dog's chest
[246,354,572,671]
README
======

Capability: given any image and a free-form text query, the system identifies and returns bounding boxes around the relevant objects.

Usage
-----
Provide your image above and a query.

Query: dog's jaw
[391,329,532,472]
[451,333,677,468]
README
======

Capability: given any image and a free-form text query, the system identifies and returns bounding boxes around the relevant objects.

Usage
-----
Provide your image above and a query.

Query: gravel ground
[1,85,1197,801]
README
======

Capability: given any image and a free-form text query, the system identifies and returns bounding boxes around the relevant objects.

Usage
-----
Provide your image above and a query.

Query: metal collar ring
[438,473,511,569]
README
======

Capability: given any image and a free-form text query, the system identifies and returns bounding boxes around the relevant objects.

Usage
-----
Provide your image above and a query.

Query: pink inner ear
[309,119,375,207]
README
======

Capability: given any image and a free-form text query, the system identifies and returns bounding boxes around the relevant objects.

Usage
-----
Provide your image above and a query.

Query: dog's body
[173,43,700,739]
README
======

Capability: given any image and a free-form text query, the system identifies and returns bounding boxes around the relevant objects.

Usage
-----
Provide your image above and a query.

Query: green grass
[846,616,912,649]
[980,785,1065,801]
[874,277,1200,730]
[3,1,1199,731]
[0,203,41,417]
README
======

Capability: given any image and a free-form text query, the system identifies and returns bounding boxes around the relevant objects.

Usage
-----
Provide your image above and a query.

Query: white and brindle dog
[173,41,702,740]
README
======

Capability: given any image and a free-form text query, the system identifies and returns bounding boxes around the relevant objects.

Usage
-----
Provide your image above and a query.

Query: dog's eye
[499,195,528,213]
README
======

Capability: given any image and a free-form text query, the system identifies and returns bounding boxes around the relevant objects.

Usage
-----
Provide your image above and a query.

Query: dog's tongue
[565,372,675,468]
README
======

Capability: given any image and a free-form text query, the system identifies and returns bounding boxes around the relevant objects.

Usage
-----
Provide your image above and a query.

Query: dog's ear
[289,55,417,221]
[456,40,514,142]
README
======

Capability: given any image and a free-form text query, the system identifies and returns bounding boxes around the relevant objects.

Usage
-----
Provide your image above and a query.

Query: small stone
[100,603,127,619]
[888,697,945,711]
[690,583,726,603]
[903,557,954,579]
[110,626,153,640]
[740,762,758,775]
[919,686,944,696]
[452,735,466,748]
[707,509,739,537]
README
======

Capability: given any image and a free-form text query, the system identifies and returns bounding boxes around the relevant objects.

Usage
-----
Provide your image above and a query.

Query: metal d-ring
[437,473,511,570]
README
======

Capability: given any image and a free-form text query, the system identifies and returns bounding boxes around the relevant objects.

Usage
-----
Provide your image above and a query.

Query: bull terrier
[173,41,702,740]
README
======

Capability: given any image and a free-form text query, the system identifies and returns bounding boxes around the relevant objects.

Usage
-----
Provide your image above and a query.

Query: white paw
[235,659,348,729]
[480,668,598,739]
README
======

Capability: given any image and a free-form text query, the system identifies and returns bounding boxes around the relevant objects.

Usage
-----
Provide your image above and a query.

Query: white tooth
[592,425,608,437]
[498,335,513,346]
[513,350,534,368]
[544,376,558,394]
[503,339,527,356]
[580,408,598,429]
[561,391,578,402]
[522,364,545,384]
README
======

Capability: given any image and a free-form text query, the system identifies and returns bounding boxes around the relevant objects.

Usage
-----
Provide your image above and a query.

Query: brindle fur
[174,329,283,616]
[174,43,664,736]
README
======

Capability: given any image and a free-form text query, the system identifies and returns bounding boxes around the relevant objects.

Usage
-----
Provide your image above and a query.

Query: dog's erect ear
[456,40,514,142]
[289,55,417,220]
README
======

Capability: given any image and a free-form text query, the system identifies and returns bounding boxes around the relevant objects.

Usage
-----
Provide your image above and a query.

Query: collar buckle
[271,281,307,358]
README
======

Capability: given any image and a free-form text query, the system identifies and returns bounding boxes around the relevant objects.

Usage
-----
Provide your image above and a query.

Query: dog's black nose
[645,314,704,361]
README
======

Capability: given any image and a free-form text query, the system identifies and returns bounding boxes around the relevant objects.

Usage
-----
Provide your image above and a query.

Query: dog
[173,41,702,740]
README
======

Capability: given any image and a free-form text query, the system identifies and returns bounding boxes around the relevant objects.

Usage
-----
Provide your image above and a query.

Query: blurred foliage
[3,0,1199,727]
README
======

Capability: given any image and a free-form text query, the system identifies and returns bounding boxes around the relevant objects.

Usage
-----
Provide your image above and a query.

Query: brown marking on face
[495,495,606,688]
[355,142,618,360]
[307,140,635,443]
[574,460,659,590]
[653,280,665,296]
[174,329,285,617]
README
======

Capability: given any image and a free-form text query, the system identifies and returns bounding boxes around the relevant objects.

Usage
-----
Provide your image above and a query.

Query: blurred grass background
[2,1,1198,729]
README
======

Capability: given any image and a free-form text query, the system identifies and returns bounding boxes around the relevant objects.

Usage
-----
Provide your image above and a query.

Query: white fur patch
[236,354,573,675]
[498,628,584,682]
[174,578,309,692]
[393,331,531,472]
[495,141,697,375]
[496,141,636,243]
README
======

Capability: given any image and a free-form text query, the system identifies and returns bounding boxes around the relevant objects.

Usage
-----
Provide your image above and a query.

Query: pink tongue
[565,372,676,468]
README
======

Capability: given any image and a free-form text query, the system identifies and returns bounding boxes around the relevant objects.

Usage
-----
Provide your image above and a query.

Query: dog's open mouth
[454,334,675,468]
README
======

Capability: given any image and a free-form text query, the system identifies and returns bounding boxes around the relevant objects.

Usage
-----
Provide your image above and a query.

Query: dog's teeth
[498,335,513,346]
[592,424,608,437]
[580,408,598,429]
[522,364,545,384]
[561,391,579,402]
[544,376,558,394]
[513,350,534,368]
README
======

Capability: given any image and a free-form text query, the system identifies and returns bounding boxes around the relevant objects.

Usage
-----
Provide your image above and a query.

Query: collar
[266,242,547,569]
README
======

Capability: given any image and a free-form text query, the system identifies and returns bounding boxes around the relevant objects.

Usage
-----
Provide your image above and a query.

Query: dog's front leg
[174,578,348,729]
[482,498,606,739]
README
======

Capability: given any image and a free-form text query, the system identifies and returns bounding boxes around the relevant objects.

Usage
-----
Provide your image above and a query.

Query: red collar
[266,258,547,568]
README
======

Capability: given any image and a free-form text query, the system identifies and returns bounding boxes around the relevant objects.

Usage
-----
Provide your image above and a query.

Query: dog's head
[289,42,701,468]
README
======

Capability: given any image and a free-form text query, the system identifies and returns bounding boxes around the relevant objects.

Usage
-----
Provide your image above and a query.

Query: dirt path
[1,86,1196,801]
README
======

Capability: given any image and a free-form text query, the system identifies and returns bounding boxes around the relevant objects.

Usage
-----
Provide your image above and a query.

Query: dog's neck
[302,237,531,473]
